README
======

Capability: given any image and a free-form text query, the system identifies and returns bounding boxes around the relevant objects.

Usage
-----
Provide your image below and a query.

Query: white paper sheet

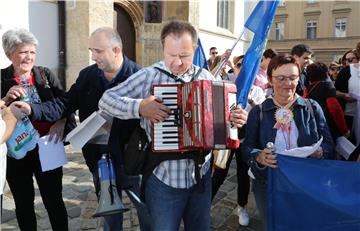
[38,136,68,172]
[281,137,323,158]
[336,136,356,160]
[65,111,107,149]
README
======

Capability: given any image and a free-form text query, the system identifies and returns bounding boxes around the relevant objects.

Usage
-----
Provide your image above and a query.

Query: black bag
[123,124,149,175]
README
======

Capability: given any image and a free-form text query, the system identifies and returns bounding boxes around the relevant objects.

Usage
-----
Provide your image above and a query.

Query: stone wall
[65,0,113,88]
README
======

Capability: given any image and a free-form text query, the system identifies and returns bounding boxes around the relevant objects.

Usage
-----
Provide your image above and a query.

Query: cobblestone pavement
[1,146,263,231]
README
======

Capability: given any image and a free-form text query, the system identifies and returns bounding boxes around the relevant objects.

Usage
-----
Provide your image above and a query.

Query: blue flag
[193,38,209,70]
[235,0,279,108]
[268,155,360,231]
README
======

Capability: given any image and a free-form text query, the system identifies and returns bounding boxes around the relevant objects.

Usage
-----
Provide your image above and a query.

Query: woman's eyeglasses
[273,75,299,82]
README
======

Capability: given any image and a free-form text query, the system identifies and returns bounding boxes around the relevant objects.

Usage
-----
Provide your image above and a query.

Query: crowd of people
[0,20,359,231]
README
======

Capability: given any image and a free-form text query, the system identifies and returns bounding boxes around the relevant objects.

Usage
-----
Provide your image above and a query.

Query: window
[275,22,285,40]
[306,20,317,39]
[217,0,229,29]
[335,18,346,37]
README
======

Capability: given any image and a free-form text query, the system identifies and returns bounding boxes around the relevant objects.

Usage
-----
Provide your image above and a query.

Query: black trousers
[6,146,68,231]
[211,148,250,207]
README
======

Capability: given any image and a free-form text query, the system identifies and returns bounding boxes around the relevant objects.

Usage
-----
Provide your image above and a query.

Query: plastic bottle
[19,74,31,102]
[6,75,40,159]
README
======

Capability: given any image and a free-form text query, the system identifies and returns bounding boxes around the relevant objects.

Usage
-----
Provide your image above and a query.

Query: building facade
[0,0,247,89]
[268,0,360,64]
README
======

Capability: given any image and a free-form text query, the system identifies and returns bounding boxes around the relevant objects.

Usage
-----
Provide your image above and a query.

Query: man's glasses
[236,62,242,68]
[346,57,358,63]
[212,52,218,55]
[273,75,299,82]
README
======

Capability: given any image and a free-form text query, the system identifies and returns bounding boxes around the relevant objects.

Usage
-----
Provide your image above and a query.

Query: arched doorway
[114,4,136,62]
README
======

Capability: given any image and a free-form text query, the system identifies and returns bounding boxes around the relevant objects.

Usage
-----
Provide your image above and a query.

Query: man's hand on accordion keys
[139,95,171,123]
[229,105,248,128]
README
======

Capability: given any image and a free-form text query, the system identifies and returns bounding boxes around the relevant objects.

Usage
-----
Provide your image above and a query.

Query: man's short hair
[263,48,278,59]
[291,44,313,57]
[209,47,217,52]
[160,20,197,47]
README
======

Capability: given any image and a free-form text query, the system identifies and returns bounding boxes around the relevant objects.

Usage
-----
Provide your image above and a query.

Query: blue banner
[268,155,360,231]
[236,0,279,108]
[193,38,209,70]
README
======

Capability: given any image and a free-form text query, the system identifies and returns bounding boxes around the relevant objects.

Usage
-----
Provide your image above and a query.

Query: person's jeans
[252,179,267,230]
[145,170,211,231]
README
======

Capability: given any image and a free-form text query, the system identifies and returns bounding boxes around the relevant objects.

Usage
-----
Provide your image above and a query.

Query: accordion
[151,80,240,152]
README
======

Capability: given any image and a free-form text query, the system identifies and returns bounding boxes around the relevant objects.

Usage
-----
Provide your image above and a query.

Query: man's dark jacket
[30,56,141,179]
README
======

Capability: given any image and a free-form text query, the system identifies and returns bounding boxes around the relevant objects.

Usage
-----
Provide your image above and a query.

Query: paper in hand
[38,135,68,172]
[281,136,323,158]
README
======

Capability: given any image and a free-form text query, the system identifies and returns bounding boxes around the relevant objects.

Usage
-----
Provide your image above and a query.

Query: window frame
[306,20,317,39]
[275,21,285,40]
[335,17,347,38]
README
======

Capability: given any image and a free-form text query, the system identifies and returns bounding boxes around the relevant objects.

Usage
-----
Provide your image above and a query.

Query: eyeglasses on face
[212,52,218,55]
[273,75,299,82]
[330,67,339,71]
[346,57,358,63]
[236,62,242,68]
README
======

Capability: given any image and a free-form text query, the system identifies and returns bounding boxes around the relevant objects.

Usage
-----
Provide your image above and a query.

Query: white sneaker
[237,206,250,226]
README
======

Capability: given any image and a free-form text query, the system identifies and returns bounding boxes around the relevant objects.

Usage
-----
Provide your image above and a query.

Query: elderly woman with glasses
[1,28,75,231]
[242,54,334,229]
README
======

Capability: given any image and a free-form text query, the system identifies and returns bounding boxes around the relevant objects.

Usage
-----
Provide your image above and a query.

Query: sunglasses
[236,62,242,68]
[346,57,358,62]
[212,52,218,55]
[330,67,339,71]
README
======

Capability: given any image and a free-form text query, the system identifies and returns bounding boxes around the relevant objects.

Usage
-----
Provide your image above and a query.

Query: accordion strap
[154,66,203,83]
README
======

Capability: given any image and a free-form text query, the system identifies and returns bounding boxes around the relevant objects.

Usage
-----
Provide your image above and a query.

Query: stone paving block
[221,180,237,192]
[211,205,233,228]
[37,217,52,230]
[77,191,90,201]
[80,218,98,230]
[69,217,81,231]
[68,205,82,218]
[1,219,18,230]
[227,174,238,183]
[81,208,96,219]
[220,198,238,209]
[64,198,83,208]
[1,209,16,223]
[213,190,227,202]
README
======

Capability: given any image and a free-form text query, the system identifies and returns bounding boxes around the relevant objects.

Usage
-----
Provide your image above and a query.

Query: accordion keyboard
[153,86,179,151]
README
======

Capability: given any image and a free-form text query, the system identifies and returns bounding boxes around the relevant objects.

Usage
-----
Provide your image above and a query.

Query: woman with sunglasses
[242,54,333,229]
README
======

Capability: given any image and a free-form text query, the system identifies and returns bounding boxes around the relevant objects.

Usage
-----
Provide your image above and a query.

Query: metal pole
[213,27,247,78]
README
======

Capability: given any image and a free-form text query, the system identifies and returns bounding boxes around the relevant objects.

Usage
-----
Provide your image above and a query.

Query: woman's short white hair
[2,28,38,54]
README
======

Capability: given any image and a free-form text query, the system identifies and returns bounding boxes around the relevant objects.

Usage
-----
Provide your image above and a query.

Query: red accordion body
[152,80,240,152]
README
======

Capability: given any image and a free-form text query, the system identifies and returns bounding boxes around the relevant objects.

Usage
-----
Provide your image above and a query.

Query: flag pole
[213,27,246,78]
